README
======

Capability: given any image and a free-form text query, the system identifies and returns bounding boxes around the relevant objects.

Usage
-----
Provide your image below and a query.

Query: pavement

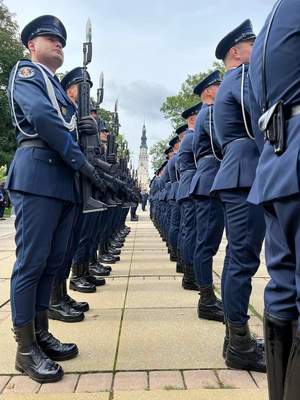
[0,209,269,399]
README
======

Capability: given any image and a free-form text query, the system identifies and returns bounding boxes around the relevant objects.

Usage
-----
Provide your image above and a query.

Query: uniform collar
[34,62,55,77]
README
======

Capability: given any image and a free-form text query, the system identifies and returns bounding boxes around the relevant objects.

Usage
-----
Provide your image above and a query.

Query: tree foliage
[160,61,225,130]
[149,61,225,171]
[0,1,24,168]
[149,135,172,172]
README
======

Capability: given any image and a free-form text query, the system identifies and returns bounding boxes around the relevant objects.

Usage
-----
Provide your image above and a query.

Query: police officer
[249,1,300,398]
[141,190,148,211]
[173,124,188,273]
[176,103,201,290]
[212,20,266,372]
[48,67,97,323]
[6,15,106,382]
[190,71,224,322]
[166,135,181,263]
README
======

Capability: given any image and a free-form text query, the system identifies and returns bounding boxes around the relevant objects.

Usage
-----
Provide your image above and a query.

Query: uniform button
[49,158,52,163]
[71,159,76,163]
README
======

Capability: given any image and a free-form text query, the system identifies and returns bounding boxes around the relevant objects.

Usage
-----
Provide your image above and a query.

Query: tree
[160,61,225,129]
[149,135,172,172]
[0,1,24,168]
[149,61,225,171]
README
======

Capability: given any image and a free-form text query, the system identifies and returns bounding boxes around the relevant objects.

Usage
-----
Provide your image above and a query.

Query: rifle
[78,19,106,213]
[106,99,119,163]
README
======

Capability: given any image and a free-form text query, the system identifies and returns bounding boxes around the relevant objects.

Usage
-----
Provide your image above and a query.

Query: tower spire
[140,122,147,149]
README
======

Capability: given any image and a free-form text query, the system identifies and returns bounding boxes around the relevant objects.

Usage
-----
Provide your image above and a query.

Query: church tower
[137,123,150,191]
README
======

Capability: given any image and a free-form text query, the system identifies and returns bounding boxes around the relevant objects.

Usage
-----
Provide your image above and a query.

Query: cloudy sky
[7,0,276,169]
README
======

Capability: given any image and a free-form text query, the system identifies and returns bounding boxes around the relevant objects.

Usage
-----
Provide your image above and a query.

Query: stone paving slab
[69,279,127,310]
[249,278,267,317]
[117,308,226,370]
[0,309,122,374]
[0,279,10,306]
[0,256,15,279]
[0,394,109,400]
[126,278,197,309]
[113,389,268,400]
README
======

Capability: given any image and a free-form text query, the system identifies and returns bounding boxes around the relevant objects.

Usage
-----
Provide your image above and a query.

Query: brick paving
[0,211,268,399]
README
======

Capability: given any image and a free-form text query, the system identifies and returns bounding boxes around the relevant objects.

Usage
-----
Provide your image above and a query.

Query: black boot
[14,320,63,383]
[48,281,84,323]
[264,313,297,400]
[223,320,265,359]
[61,280,89,313]
[176,249,184,273]
[169,246,177,262]
[89,262,111,277]
[107,247,121,256]
[182,264,199,291]
[226,322,266,372]
[83,262,106,286]
[35,310,78,361]
[69,263,96,293]
[283,330,300,400]
[197,285,224,322]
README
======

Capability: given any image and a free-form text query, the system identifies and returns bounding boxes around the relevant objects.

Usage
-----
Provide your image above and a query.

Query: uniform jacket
[248,0,300,204]
[6,60,85,202]
[211,64,260,192]
[176,130,196,202]
[190,103,221,197]
[167,153,180,201]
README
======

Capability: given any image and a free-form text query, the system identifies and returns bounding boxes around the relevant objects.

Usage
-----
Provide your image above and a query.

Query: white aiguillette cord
[241,63,255,140]
[10,61,77,137]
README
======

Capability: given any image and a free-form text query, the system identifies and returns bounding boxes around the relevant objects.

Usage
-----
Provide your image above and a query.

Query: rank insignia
[18,67,35,78]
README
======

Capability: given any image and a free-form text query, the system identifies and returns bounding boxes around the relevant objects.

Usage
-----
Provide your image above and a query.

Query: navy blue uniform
[212,64,265,326]
[249,0,300,324]
[177,130,196,267]
[190,104,224,286]
[6,60,85,326]
[167,154,181,252]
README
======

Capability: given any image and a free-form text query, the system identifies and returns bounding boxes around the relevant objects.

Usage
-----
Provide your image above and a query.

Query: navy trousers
[168,201,180,250]
[179,198,196,266]
[73,212,99,264]
[263,195,300,326]
[10,190,75,327]
[218,189,265,326]
[193,196,224,286]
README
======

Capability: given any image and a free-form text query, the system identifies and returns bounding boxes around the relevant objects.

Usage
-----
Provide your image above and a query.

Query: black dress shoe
[14,321,63,383]
[106,252,120,261]
[86,274,106,286]
[197,285,224,323]
[226,322,266,372]
[107,247,121,255]
[70,263,96,293]
[64,294,89,312]
[60,280,89,312]
[35,311,78,361]
[110,240,124,247]
[89,263,110,276]
[99,254,116,264]
[48,282,84,323]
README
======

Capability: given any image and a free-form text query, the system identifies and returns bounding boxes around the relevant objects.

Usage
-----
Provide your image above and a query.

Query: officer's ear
[27,39,36,54]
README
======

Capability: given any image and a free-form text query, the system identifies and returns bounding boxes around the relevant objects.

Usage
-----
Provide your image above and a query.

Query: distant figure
[0,183,8,220]
[141,191,148,211]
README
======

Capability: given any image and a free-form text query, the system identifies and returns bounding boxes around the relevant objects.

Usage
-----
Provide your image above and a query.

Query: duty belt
[19,139,49,149]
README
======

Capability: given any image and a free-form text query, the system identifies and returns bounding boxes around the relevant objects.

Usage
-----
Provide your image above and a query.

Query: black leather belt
[19,139,49,149]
